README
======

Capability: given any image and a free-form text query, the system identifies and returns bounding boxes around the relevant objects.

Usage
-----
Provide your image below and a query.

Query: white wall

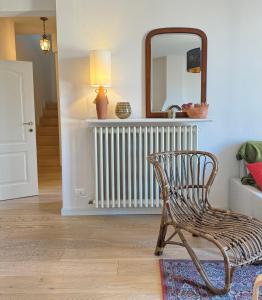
[54,0,262,212]
[166,55,183,108]
[16,34,57,122]
[156,54,201,111]
[0,0,55,16]
[181,56,201,104]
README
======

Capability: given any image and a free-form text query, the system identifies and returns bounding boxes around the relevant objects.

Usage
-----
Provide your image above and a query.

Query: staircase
[37,103,61,193]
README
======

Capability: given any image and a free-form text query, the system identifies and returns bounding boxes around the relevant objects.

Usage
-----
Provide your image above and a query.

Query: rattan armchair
[148,151,262,295]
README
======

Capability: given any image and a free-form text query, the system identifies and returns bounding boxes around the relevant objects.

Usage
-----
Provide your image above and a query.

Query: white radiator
[94,125,198,209]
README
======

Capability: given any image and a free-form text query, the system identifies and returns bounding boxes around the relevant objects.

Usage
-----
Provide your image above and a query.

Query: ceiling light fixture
[39,17,51,53]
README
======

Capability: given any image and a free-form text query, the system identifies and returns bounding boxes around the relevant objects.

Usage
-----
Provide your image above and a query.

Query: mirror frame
[145,27,207,118]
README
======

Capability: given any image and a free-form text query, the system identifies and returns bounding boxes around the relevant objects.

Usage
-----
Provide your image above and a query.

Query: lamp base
[94,86,108,119]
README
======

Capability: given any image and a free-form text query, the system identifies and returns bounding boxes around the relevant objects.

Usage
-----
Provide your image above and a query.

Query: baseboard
[61,207,162,216]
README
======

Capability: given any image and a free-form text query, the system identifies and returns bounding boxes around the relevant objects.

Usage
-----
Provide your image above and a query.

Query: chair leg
[252,274,262,300]
[155,208,169,256]
[178,230,234,295]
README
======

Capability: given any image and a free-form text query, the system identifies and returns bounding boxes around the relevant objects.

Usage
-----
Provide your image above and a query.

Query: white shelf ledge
[85,118,211,127]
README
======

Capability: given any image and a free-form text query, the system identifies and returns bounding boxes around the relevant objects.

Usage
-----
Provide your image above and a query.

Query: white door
[0,60,38,200]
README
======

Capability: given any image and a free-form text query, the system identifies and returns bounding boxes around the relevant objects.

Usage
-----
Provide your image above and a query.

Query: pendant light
[39,17,51,53]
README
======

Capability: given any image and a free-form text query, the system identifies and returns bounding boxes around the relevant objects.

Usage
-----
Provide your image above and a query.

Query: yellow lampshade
[90,50,111,87]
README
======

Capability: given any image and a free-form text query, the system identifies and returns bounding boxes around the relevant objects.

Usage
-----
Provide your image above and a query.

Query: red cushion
[247,162,262,191]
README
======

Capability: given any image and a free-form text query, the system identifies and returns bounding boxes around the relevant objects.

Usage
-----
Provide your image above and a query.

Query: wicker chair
[147,150,262,295]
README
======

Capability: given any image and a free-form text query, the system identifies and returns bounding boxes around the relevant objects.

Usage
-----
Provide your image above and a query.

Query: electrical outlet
[75,188,87,197]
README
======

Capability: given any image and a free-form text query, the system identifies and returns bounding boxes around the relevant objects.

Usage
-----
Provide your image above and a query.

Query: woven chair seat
[179,208,262,266]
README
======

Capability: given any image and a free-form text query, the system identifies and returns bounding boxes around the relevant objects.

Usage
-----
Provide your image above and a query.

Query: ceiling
[13,16,56,35]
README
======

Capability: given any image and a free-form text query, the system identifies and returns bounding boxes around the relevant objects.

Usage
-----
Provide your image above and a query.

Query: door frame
[0,9,62,196]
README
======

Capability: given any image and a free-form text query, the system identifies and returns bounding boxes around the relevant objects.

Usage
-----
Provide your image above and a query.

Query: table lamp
[90,50,111,119]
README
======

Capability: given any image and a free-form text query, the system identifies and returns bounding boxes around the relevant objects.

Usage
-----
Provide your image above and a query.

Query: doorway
[14,17,61,195]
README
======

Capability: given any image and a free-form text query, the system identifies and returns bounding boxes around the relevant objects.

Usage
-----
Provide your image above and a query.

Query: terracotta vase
[94,86,108,119]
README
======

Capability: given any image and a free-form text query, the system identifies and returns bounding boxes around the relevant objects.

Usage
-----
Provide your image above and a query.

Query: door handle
[23,121,34,126]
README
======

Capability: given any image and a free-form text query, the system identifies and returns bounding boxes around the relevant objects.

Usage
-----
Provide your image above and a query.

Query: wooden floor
[0,174,220,299]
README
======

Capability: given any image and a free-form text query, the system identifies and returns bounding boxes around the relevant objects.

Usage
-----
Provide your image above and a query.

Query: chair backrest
[147,151,218,223]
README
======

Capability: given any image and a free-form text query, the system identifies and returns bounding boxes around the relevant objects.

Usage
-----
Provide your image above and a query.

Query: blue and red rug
[160,259,262,299]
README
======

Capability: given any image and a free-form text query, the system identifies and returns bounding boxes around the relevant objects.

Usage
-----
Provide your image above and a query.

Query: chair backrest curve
[148,151,218,224]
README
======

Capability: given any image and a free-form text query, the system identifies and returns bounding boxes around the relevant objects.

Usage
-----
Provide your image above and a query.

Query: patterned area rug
[160,259,262,299]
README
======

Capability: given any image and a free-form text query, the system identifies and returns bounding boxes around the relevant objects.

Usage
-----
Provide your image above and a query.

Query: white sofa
[229,178,262,220]
[229,160,262,219]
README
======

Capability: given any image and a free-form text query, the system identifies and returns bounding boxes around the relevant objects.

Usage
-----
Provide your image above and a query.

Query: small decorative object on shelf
[115,102,131,119]
[93,86,109,119]
[166,105,182,118]
[182,103,209,119]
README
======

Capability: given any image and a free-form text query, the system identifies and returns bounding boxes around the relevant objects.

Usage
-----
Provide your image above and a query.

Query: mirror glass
[151,33,202,112]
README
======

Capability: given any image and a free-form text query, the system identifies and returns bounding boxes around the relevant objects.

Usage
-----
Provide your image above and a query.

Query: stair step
[40,118,58,126]
[38,166,61,172]
[38,166,61,178]
[39,175,61,181]
[37,126,59,136]
[38,173,61,180]
[38,166,61,174]
[37,146,59,156]
[43,110,58,118]
[38,162,60,167]
[37,136,59,146]
[38,156,60,166]
[45,102,58,110]
[38,153,59,159]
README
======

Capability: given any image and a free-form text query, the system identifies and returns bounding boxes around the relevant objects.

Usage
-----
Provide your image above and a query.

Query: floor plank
[0,172,219,299]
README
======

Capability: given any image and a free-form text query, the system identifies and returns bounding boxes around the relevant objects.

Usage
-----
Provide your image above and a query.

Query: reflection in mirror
[151,34,202,112]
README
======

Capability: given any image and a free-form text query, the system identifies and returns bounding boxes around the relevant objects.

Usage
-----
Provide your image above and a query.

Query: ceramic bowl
[184,104,209,119]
